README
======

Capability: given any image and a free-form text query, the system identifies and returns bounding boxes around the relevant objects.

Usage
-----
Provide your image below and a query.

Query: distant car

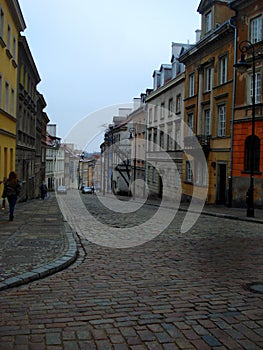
[57,185,67,194]
[82,186,93,194]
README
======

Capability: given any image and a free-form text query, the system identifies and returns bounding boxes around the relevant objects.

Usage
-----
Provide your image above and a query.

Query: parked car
[82,186,93,194]
[57,185,67,194]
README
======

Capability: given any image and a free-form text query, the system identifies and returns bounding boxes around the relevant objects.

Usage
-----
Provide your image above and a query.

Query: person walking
[2,172,21,221]
[40,181,48,200]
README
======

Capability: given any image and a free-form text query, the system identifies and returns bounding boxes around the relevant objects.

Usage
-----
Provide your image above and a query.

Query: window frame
[185,161,193,183]
[244,135,260,172]
[250,15,262,44]
[250,71,262,104]
[204,109,211,136]
[205,66,213,92]
[217,104,226,137]
[189,73,195,97]
[219,55,228,85]
[205,11,212,33]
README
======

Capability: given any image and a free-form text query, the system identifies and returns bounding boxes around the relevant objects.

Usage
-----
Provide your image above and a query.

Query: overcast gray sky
[19,0,201,150]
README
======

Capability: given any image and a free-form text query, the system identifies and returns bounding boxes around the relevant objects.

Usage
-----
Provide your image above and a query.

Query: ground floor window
[244,134,260,172]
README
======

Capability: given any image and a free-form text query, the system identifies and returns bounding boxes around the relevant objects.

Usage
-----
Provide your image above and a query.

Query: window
[250,72,262,104]
[154,105,157,121]
[0,74,2,107]
[160,130,164,149]
[205,11,212,33]
[218,105,226,137]
[7,24,11,50]
[219,55,227,84]
[148,108,152,123]
[205,67,213,91]
[0,9,4,39]
[11,88,15,115]
[245,135,260,172]
[250,15,262,44]
[186,161,193,182]
[167,128,174,151]
[176,94,182,113]
[4,81,9,112]
[13,36,16,59]
[205,109,211,136]
[187,113,194,134]
[189,73,195,97]
[160,103,165,119]
[168,98,174,116]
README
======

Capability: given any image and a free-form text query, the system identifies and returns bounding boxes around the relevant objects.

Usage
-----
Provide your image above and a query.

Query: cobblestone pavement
[0,193,76,290]
[1,192,263,349]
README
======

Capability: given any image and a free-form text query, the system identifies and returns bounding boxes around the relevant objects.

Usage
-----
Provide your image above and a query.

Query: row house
[179,0,236,205]
[126,95,147,198]
[0,0,26,190]
[230,0,263,208]
[146,42,189,200]
[0,0,49,200]
[16,36,49,200]
[100,108,134,195]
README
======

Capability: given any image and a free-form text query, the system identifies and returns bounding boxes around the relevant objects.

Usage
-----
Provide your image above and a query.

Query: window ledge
[184,180,193,185]
[0,36,6,48]
[241,170,262,175]
[6,48,12,59]
[11,59,17,68]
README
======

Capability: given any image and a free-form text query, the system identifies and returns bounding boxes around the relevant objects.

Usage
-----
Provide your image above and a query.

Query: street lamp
[234,40,256,217]
[129,127,137,200]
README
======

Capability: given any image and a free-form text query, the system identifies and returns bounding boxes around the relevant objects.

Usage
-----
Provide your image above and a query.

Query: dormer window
[205,11,212,33]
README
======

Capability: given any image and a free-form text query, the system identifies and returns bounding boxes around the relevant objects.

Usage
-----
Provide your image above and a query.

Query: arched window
[244,135,260,172]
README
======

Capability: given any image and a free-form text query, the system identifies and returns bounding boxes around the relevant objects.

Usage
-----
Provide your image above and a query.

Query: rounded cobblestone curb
[0,221,78,291]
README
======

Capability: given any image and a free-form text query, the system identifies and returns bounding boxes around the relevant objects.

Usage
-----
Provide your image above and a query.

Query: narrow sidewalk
[0,193,77,291]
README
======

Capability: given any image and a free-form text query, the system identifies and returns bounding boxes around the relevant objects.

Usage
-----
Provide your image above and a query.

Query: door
[216,163,227,204]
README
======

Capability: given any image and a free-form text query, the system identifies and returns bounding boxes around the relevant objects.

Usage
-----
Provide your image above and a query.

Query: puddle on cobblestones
[245,282,263,293]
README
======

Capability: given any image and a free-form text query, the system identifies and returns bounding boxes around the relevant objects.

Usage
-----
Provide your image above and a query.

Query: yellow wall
[0,0,25,182]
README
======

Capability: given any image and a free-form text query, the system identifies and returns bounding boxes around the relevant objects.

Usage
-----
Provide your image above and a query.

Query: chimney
[195,29,201,43]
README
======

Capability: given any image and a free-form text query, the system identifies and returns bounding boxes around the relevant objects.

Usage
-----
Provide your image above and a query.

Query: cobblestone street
[1,193,263,349]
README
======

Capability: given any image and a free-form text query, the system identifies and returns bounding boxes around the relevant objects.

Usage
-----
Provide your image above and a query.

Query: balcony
[184,135,210,157]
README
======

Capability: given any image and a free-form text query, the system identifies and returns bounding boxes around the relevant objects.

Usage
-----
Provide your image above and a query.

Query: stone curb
[179,207,263,224]
[0,221,78,292]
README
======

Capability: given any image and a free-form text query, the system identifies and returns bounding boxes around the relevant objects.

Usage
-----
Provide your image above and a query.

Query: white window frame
[176,94,182,113]
[187,113,194,134]
[205,11,212,33]
[250,15,262,44]
[168,98,174,116]
[189,73,195,97]
[205,109,211,136]
[250,72,262,104]
[186,161,193,183]
[205,66,213,91]
[218,105,226,137]
[219,55,227,85]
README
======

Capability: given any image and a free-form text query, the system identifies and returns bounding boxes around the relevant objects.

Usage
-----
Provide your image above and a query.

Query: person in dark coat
[40,182,48,200]
[2,172,21,221]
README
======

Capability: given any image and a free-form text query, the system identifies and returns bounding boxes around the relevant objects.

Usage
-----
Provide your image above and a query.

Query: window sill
[241,170,262,175]
[6,48,12,59]
[184,180,193,185]
[0,36,6,48]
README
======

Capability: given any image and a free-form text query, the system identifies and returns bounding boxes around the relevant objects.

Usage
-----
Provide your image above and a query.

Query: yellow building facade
[0,0,25,188]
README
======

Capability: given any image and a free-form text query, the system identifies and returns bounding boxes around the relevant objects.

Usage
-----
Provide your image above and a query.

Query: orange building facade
[231,0,263,207]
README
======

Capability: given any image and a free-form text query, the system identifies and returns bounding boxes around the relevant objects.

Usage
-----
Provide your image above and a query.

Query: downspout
[227,17,237,207]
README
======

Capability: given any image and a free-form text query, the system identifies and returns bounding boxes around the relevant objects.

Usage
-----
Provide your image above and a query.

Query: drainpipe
[227,18,237,207]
